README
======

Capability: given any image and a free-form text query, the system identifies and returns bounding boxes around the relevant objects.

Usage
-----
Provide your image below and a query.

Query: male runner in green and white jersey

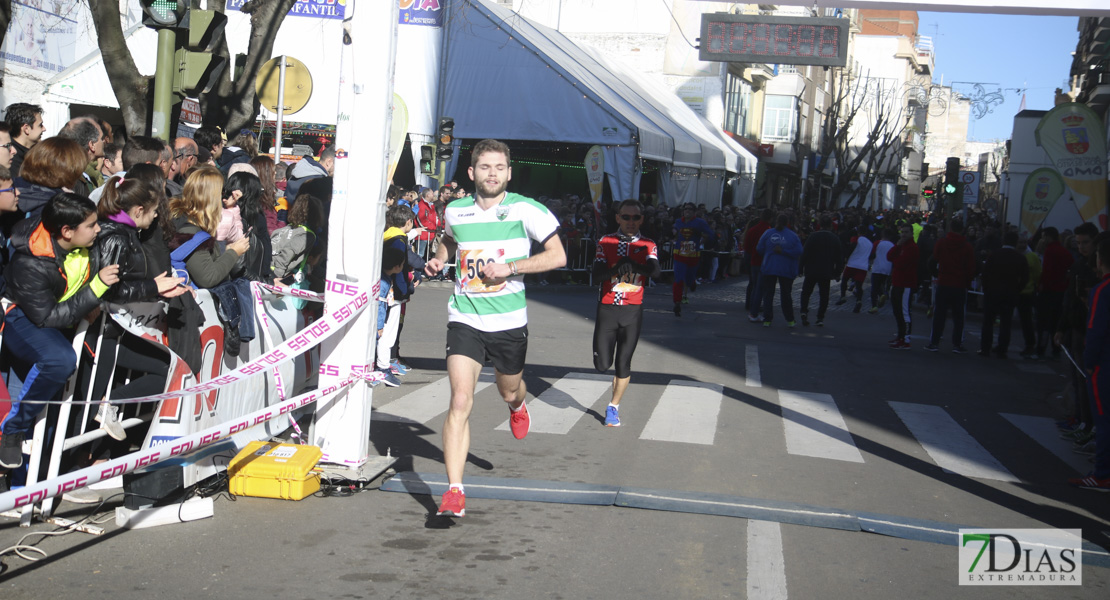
[424,139,565,517]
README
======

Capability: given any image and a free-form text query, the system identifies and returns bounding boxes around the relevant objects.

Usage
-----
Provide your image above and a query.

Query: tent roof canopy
[43,25,156,108]
[444,0,754,173]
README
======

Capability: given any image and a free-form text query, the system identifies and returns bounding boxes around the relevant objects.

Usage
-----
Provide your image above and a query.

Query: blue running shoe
[390,360,409,376]
[604,405,621,427]
[377,370,401,387]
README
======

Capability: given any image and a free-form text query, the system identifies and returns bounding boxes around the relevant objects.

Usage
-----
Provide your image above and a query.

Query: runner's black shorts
[593,303,644,379]
[446,322,528,375]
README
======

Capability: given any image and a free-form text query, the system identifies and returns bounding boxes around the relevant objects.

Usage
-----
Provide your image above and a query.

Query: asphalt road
[2,275,1107,599]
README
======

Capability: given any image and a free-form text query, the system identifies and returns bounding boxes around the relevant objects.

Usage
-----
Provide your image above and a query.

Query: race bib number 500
[459,248,507,293]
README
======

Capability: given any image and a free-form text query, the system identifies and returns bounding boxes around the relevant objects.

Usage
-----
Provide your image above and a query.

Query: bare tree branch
[809,66,915,209]
[200,0,299,132]
[87,0,150,136]
[0,0,12,52]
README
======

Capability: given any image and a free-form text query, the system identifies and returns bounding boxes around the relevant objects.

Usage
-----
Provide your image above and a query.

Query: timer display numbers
[699,14,849,67]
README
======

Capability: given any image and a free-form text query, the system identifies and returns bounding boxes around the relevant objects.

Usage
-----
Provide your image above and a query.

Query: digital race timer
[699,14,850,68]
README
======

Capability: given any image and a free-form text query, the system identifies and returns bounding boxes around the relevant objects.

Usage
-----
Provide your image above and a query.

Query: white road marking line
[746,345,761,388]
[375,369,495,424]
[639,380,724,445]
[1000,413,1092,474]
[889,402,1019,482]
[747,520,788,600]
[495,373,612,434]
[779,391,864,463]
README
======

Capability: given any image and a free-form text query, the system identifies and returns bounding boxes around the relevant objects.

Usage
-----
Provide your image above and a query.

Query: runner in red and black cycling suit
[592,199,660,427]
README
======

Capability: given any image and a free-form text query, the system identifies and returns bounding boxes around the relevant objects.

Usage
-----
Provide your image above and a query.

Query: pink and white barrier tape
[0,375,369,513]
[19,280,379,405]
[256,282,326,303]
[252,282,290,402]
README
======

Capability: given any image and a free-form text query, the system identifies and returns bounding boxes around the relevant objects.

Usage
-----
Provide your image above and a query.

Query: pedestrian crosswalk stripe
[375,370,1068,486]
[746,345,761,388]
[495,373,612,434]
[747,520,788,600]
[889,402,1019,482]
[374,369,495,424]
[779,390,864,463]
[1000,413,1091,474]
[639,380,724,445]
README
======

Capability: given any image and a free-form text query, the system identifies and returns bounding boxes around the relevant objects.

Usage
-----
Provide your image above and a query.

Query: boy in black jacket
[0,193,119,469]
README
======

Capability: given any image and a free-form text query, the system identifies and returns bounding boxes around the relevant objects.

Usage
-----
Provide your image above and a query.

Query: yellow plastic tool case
[228,441,322,500]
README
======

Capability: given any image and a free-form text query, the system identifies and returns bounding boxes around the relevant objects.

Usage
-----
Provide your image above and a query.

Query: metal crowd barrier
[561,237,595,272]
[1,288,310,526]
[657,241,675,273]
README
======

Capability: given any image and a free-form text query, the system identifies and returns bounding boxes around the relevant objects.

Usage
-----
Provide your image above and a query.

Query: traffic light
[172,10,227,96]
[944,157,960,195]
[946,182,964,213]
[436,117,455,160]
[141,0,186,28]
[922,187,935,201]
[419,145,435,175]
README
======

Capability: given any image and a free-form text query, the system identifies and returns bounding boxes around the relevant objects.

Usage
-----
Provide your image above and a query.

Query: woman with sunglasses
[591,199,660,428]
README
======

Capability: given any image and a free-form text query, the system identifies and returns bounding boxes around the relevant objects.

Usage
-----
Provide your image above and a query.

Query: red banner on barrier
[0,377,363,513]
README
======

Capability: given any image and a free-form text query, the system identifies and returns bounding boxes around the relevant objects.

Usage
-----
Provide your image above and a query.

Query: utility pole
[141,1,226,141]
[152,29,176,141]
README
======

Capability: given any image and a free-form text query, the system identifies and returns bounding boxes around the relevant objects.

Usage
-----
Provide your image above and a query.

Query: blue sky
[920,11,1081,142]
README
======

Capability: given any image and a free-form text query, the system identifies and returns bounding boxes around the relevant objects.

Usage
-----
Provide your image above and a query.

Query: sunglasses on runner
[619,214,643,221]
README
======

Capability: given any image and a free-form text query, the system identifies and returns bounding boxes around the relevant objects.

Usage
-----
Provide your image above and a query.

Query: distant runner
[592,199,660,427]
[671,203,714,316]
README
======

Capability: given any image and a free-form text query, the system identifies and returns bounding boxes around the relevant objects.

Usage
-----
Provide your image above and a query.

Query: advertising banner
[399,0,444,27]
[388,94,409,182]
[586,145,605,222]
[227,0,346,20]
[1019,168,1067,235]
[1035,103,1108,229]
[0,1,77,74]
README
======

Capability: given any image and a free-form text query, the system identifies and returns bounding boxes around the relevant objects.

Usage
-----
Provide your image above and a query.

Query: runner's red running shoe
[509,401,531,440]
[437,488,466,516]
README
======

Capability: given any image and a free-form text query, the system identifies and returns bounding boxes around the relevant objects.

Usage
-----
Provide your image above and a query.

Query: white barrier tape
[1061,345,1087,379]
[18,281,375,405]
[256,282,325,303]
[251,282,288,402]
[288,414,306,444]
[0,375,367,513]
